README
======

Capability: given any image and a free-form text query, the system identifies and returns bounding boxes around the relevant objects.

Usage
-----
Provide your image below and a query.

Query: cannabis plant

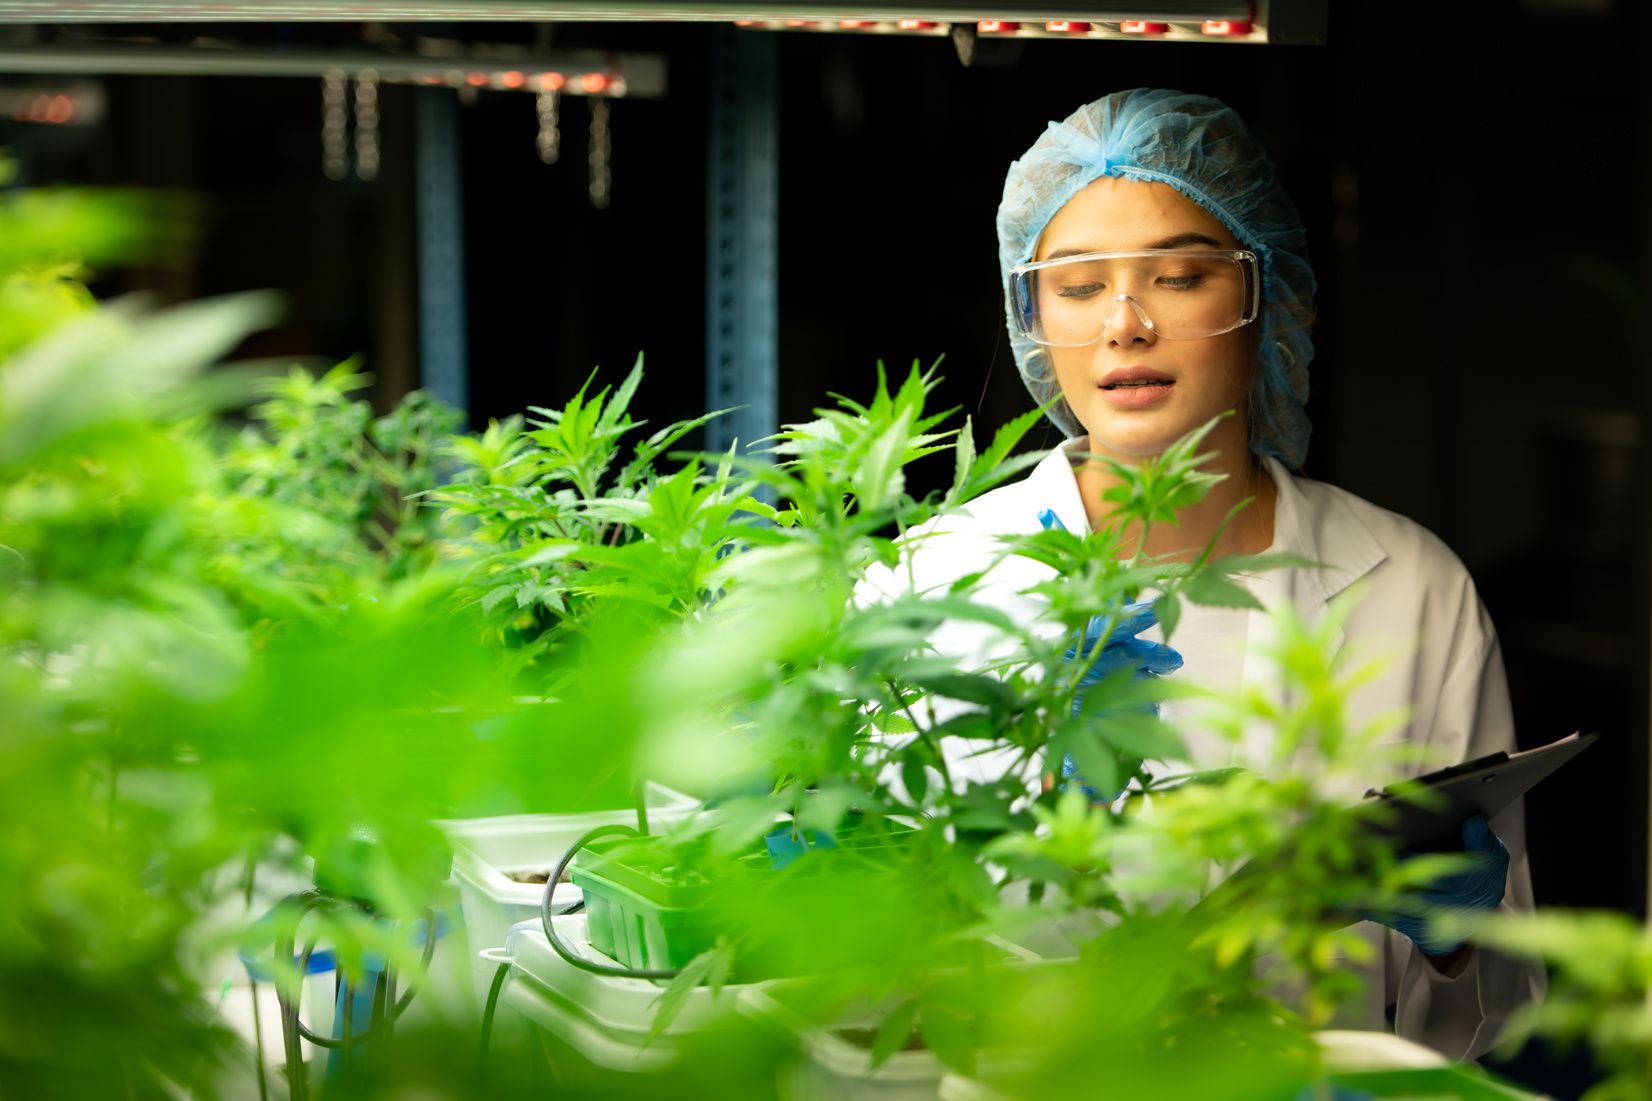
[1479,910,1651,1101]
[206,359,463,610]
[0,195,507,1099]
[434,355,747,686]
[611,366,1429,1087]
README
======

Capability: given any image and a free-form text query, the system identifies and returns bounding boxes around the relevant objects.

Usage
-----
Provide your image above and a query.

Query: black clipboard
[1365,732,1597,852]
[1190,732,1597,921]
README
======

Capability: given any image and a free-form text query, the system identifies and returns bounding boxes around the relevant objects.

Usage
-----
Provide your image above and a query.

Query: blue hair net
[996,88,1317,468]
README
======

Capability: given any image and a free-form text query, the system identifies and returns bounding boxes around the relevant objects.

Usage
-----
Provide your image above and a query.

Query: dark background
[5,3,1646,1089]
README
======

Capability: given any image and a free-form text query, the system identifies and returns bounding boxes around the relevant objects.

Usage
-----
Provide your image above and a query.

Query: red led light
[977,20,1019,31]
[1045,20,1088,32]
[422,74,444,84]
[465,72,488,86]
[502,70,525,88]
[1119,20,1168,32]
[733,19,760,24]
[581,72,609,93]
[838,19,871,26]
[897,19,936,28]
[785,19,811,25]
[1201,19,1251,33]
[46,94,73,123]
[539,72,565,90]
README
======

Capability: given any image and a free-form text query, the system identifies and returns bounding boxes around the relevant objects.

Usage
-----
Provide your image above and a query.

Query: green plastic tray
[570,820,919,973]
[570,840,758,971]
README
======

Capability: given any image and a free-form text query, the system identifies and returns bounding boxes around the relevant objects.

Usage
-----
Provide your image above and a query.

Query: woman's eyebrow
[1146,232,1224,249]
[1044,233,1225,260]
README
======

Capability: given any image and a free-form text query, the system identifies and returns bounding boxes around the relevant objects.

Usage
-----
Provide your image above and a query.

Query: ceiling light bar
[0,44,667,96]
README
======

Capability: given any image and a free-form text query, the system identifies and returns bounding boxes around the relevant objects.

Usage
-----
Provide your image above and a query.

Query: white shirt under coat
[875,437,1545,1060]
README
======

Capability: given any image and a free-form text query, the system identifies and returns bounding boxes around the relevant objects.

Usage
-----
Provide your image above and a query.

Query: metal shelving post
[416,85,469,414]
[704,24,778,457]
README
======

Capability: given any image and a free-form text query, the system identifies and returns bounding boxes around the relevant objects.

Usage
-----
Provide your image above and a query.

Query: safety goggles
[1009,249,1260,347]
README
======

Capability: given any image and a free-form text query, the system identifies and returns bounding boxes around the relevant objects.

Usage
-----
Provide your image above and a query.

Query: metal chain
[535,87,560,164]
[588,97,610,209]
[354,69,379,181]
[321,69,348,181]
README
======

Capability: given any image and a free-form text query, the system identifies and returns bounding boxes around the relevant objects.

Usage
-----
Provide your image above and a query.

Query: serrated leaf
[853,408,911,512]
[871,998,920,1068]
[706,795,785,859]
[1182,570,1264,610]
[901,756,929,804]
[951,415,977,499]
[1055,719,1120,800]
[905,673,1016,710]
[645,939,735,1044]
[926,711,999,740]
[1156,589,1182,642]
[1096,711,1188,763]
[919,1007,975,1077]
[599,354,644,431]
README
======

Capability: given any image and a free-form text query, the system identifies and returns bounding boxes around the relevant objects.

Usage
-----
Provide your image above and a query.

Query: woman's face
[1036,175,1260,458]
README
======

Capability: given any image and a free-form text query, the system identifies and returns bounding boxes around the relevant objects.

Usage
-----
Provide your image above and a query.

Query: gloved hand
[1037,509,1184,706]
[1065,601,1185,702]
[1358,814,1509,956]
[1038,509,1183,800]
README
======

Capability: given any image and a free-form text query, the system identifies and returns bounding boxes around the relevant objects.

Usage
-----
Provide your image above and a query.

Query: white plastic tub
[1311,1029,1448,1073]
[937,1074,1017,1101]
[736,948,1042,1101]
[739,984,948,1101]
[438,782,699,1000]
[501,914,752,1088]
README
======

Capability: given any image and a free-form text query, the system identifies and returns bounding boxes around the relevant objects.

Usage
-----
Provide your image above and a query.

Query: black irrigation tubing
[295,909,435,1048]
[248,975,269,1101]
[477,961,511,1088]
[270,887,439,1101]
[540,824,683,980]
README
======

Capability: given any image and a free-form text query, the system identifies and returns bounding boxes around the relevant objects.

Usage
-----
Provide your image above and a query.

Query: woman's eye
[1158,274,1206,291]
[1056,282,1106,298]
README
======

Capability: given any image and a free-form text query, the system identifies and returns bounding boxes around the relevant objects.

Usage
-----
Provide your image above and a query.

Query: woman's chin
[1078,407,1193,458]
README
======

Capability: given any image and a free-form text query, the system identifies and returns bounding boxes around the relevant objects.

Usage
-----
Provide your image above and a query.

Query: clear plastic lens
[1010,249,1258,347]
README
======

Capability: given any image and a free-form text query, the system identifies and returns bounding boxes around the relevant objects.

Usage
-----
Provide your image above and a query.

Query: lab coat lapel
[1235,460,1389,766]
[1263,457,1387,643]
[1245,457,1388,682]
[1022,439,1092,535]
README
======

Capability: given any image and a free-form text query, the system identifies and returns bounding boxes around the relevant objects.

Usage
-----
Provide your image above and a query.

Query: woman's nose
[1103,295,1157,346]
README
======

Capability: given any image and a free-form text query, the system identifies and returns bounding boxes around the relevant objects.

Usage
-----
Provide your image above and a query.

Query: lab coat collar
[1029,441,1388,606]
[1262,455,1387,605]
[1022,439,1093,536]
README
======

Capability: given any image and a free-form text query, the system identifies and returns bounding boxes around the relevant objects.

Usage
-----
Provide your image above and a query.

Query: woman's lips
[1099,379,1175,407]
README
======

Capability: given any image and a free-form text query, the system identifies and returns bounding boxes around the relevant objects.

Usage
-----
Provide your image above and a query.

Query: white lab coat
[870,437,1545,1060]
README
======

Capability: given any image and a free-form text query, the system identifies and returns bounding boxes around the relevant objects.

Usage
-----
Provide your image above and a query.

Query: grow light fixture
[0,0,1324,46]
[3,81,105,125]
[18,91,73,122]
[721,2,1305,44]
[0,44,668,99]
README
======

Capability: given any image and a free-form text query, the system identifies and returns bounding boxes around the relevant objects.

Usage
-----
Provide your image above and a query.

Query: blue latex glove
[1038,509,1183,799]
[1037,509,1183,704]
[1065,601,1185,701]
[1358,814,1509,956]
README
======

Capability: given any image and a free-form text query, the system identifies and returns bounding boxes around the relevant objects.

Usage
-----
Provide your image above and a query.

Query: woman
[895,89,1543,1059]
